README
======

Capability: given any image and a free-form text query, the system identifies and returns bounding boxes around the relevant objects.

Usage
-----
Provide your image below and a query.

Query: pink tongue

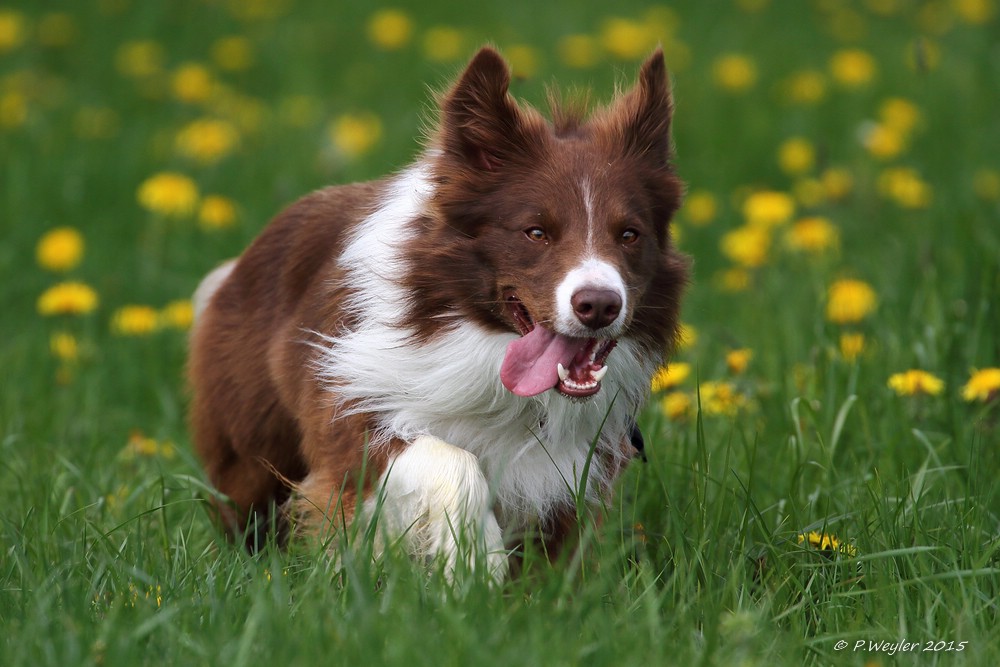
[500,327,590,397]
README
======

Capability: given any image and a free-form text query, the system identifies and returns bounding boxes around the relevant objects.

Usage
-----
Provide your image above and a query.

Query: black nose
[571,288,622,330]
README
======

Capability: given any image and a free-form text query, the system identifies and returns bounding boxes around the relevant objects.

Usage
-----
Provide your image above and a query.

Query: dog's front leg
[370,435,508,583]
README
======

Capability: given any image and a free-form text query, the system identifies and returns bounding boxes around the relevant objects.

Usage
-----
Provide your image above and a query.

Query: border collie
[189,46,687,580]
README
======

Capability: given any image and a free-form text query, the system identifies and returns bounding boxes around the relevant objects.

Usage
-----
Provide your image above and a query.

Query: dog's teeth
[592,366,608,382]
[557,363,569,382]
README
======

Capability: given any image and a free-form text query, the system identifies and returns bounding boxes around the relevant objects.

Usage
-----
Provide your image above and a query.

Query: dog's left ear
[439,47,542,171]
[611,48,675,168]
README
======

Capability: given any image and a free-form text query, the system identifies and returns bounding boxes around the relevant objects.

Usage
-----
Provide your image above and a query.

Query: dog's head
[412,47,687,399]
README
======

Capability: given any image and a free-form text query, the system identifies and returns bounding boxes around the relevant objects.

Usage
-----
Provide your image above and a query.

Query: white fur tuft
[192,259,236,324]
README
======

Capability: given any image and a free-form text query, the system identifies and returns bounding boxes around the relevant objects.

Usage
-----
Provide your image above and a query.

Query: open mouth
[500,291,617,399]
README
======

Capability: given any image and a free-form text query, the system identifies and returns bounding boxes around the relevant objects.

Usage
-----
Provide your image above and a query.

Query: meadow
[2,0,1000,664]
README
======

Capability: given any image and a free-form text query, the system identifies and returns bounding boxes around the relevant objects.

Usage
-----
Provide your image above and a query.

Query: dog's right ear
[440,47,541,171]
[608,48,675,168]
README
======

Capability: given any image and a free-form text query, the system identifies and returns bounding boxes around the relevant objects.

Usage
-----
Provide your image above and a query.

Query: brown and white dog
[188,47,687,580]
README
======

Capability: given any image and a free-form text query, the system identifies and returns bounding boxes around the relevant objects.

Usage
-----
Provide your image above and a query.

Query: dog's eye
[621,229,640,245]
[524,227,548,242]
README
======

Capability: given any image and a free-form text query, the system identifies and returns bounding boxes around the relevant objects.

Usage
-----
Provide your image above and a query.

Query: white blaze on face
[581,177,596,253]
[554,257,628,337]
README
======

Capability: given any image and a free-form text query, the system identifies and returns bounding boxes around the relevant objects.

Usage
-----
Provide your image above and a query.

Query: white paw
[370,435,508,583]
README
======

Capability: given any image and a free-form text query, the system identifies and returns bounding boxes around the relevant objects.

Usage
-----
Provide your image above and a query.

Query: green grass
[3,0,1000,665]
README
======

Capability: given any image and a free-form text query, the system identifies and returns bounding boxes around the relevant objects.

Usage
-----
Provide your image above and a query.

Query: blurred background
[3,1,1000,664]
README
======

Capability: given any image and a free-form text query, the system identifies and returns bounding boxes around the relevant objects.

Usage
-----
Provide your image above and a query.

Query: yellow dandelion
[716,267,752,293]
[821,167,854,201]
[160,300,194,330]
[50,332,79,363]
[137,172,199,217]
[367,9,413,51]
[962,368,1000,403]
[651,362,691,392]
[211,35,254,71]
[329,112,382,159]
[558,34,599,69]
[0,90,27,128]
[786,216,840,254]
[104,483,129,513]
[726,349,753,375]
[175,118,240,164]
[198,195,238,230]
[782,69,827,105]
[599,18,658,61]
[115,40,165,79]
[670,222,683,247]
[826,279,877,324]
[677,323,698,350]
[879,97,921,136]
[148,584,163,608]
[661,391,693,421]
[121,432,159,458]
[207,89,267,134]
[797,531,857,557]
[712,54,758,93]
[121,431,177,460]
[829,48,876,88]
[953,0,997,24]
[698,381,747,417]
[861,122,905,160]
[111,305,160,336]
[793,178,826,208]
[777,137,816,176]
[681,191,718,226]
[171,63,215,104]
[37,12,77,48]
[972,168,1000,201]
[38,281,99,316]
[721,225,771,269]
[506,44,540,79]
[0,9,27,53]
[839,332,866,362]
[888,369,945,397]
[877,167,932,209]
[421,26,464,63]
[742,190,795,228]
[36,227,85,273]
